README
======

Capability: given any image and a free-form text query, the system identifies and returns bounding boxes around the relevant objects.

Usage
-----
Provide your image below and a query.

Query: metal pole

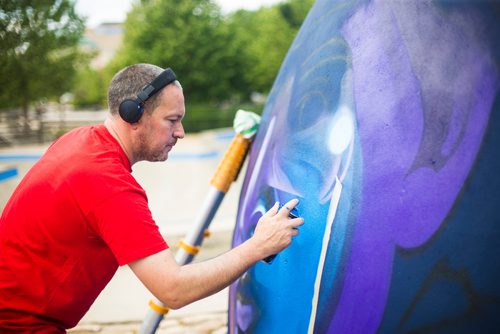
[139,133,252,334]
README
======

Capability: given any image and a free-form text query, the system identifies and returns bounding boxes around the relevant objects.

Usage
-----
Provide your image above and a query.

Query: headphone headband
[119,67,177,123]
[137,68,177,103]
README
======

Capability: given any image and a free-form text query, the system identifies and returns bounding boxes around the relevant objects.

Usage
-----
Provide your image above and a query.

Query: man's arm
[129,199,303,309]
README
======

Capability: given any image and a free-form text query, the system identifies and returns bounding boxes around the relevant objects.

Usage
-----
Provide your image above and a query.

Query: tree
[72,67,107,108]
[0,0,85,130]
[225,0,314,96]
[227,6,298,95]
[105,0,315,104]
[108,0,240,102]
[278,0,316,29]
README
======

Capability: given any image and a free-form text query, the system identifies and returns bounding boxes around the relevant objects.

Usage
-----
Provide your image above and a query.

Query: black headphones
[118,68,177,123]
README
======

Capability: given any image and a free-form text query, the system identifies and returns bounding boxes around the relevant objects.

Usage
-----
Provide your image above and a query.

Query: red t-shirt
[0,125,168,332]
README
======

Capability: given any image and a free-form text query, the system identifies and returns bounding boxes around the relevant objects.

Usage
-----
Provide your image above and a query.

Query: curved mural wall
[229,0,500,333]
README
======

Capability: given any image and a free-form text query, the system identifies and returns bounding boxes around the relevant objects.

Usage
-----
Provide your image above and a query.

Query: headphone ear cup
[119,99,144,123]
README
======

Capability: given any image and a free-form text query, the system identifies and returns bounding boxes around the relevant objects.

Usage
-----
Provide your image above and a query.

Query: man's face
[134,84,185,162]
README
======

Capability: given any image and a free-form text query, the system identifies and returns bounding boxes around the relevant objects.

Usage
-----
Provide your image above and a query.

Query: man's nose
[174,122,185,139]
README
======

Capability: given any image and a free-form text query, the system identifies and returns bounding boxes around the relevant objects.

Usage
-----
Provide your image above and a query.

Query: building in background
[81,23,123,69]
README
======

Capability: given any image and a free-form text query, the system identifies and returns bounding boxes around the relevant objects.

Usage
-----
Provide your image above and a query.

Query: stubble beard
[135,131,169,162]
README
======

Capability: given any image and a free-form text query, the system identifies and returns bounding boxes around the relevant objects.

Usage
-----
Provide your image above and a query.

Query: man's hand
[249,199,304,261]
[129,198,304,309]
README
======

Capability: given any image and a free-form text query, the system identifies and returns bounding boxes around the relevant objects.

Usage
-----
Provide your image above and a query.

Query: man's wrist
[236,237,265,264]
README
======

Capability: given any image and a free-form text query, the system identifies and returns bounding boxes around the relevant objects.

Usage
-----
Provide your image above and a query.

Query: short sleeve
[90,189,168,266]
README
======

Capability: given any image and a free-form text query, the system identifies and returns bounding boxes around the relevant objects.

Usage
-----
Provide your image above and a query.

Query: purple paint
[328,1,498,332]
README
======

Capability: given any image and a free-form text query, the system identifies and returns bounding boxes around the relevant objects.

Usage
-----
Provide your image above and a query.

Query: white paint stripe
[308,176,343,333]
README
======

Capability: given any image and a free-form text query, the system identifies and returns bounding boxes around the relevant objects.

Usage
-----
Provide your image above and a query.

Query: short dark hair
[107,63,166,116]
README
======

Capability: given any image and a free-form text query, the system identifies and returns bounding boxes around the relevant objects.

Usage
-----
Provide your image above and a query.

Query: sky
[75,0,285,28]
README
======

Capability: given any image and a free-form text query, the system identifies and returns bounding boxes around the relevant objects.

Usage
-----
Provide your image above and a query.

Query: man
[0,64,303,332]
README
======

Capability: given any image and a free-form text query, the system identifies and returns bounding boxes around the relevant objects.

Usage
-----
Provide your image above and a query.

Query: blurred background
[0,0,314,145]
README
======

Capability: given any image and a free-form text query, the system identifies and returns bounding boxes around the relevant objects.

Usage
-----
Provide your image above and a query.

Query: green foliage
[278,0,316,29]
[72,67,107,108]
[0,0,86,110]
[227,7,295,94]
[183,101,263,133]
[227,0,315,94]
[96,0,315,131]
[107,0,314,105]
[109,0,239,102]
[0,0,315,141]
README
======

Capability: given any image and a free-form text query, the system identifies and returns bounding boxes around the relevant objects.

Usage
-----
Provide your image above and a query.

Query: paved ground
[73,229,234,333]
[69,311,228,334]
[0,128,244,333]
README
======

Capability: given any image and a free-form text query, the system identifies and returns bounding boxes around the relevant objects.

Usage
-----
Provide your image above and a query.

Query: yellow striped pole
[139,111,260,334]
